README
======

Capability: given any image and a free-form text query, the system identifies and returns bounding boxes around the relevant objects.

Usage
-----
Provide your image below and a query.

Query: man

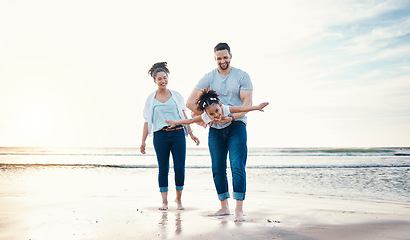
[186,43,253,222]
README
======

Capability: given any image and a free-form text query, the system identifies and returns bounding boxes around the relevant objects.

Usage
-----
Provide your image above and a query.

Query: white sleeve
[201,112,212,125]
[223,105,230,116]
[143,93,154,122]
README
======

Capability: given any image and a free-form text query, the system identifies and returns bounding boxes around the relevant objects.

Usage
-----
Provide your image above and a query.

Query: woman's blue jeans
[208,121,247,200]
[153,128,186,192]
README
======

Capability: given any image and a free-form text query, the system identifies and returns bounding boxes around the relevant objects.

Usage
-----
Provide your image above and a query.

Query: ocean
[1,147,409,203]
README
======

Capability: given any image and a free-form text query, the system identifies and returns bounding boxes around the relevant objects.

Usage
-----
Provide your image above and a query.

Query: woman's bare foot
[175,199,185,210]
[234,209,245,222]
[159,202,168,211]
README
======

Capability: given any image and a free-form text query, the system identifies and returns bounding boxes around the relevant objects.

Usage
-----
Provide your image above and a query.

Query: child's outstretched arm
[165,115,204,128]
[229,102,269,114]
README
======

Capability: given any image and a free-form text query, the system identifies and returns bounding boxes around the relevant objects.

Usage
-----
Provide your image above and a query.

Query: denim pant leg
[228,122,248,200]
[153,130,171,192]
[170,129,186,191]
[208,127,230,200]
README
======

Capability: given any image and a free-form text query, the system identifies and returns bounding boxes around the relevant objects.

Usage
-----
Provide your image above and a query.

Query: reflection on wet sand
[175,212,182,235]
[158,211,183,238]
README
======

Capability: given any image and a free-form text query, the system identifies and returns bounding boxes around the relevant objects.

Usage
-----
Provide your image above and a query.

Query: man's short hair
[214,43,231,54]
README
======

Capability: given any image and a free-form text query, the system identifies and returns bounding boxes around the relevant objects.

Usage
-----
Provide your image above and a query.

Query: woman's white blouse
[143,90,188,136]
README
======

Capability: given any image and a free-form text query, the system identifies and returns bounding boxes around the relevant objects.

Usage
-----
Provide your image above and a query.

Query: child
[166,88,268,127]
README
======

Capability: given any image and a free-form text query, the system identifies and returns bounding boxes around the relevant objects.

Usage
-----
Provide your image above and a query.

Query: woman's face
[154,71,168,89]
[205,103,223,121]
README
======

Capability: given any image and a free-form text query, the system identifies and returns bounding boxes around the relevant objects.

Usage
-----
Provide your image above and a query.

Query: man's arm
[213,90,253,124]
[186,88,201,115]
[231,90,253,119]
[240,90,253,106]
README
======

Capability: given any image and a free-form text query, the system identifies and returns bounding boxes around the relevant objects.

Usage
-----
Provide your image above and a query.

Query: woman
[140,62,199,211]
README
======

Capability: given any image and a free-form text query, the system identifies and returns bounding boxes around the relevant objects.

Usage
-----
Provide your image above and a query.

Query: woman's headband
[151,68,167,78]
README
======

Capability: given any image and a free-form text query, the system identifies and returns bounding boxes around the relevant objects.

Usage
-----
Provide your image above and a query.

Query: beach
[1,147,410,239]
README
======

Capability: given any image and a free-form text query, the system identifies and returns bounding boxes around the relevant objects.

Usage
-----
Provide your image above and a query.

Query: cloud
[1,0,409,147]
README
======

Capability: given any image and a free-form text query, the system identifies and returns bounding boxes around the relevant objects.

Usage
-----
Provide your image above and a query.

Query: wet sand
[1,167,409,240]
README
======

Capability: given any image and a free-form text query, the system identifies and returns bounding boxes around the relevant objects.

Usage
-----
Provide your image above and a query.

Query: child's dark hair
[196,88,220,112]
[148,62,170,79]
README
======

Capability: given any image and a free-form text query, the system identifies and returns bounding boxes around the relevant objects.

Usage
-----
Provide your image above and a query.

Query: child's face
[205,103,223,121]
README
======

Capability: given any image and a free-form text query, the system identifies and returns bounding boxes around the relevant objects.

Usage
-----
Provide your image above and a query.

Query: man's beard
[219,61,230,70]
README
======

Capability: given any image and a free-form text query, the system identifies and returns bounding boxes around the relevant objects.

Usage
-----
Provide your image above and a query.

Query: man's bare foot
[159,192,168,210]
[234,209,245,222]
[159,203,168,211]
[209,208,230,216]
[175,199,185,210]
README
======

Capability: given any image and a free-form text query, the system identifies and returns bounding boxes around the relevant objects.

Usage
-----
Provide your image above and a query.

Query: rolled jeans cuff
[218,192,230,201]
[160,187,168,192]
[233,192,245,200]
[176,186,184,191]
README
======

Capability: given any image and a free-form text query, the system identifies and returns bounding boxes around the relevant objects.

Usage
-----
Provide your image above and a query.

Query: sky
[0,0,409,148]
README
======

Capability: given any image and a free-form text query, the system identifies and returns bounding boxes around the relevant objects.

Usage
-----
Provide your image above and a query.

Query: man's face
[214,50,231,71]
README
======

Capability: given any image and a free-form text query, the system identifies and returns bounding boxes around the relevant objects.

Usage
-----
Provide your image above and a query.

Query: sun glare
[18,104,54,145]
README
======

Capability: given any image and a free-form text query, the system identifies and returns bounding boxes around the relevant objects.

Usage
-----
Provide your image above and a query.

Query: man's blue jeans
[208,121,247,200]
[153,128,186,192]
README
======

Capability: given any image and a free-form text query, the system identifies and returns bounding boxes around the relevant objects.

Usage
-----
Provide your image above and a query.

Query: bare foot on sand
[159,192,168,210]
[209,208,230,217]
[175,199,185,210]
[159,202,168,211]
[234,209,245,222]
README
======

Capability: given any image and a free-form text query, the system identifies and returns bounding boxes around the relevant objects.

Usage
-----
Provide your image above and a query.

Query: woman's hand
[140,142,146,154]
[165,120,177,128]
[190,132,200,146]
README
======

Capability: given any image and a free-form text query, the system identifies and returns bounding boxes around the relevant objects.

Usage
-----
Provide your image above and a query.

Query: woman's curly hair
[148,62,170,79]
[196,88,220,112]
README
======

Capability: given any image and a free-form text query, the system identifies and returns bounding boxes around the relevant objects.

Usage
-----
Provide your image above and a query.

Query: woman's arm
[182,110,200,146]
[140,122,149,154]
